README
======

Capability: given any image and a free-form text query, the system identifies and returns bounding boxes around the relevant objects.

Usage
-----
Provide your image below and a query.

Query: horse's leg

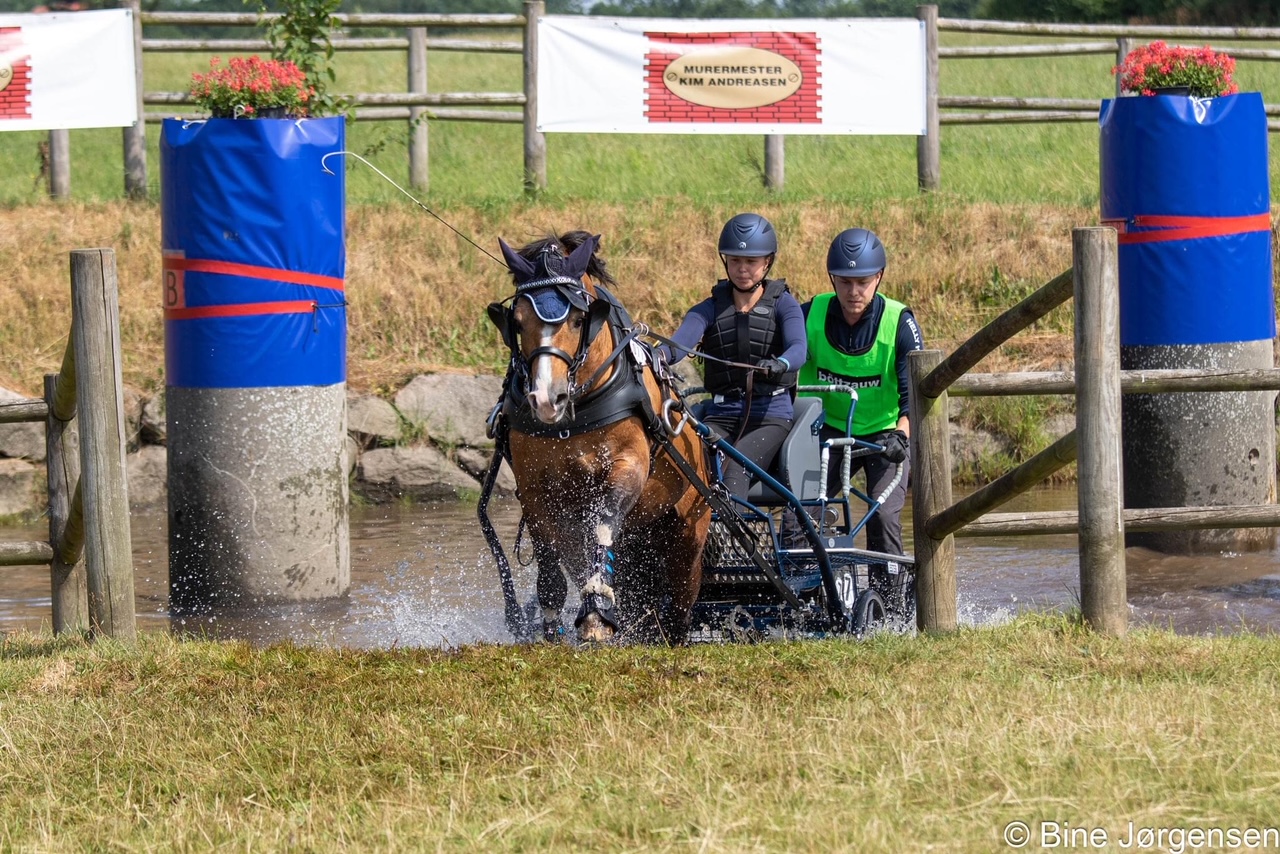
[574,464,647,643]
[531,537,569,642]
[630,509,705,646]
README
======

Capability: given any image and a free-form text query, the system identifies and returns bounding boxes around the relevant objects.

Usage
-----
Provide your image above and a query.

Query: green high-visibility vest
[798,293,904,435]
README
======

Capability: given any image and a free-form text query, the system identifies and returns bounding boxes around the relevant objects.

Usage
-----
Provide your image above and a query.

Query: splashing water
[4,487,1280,644]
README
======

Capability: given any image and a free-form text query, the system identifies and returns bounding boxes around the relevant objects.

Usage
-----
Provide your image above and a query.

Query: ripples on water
[3,487,1280,646]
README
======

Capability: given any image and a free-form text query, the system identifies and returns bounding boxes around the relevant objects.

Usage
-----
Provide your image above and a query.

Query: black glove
[880,429,909,463]
[756,358,788,380]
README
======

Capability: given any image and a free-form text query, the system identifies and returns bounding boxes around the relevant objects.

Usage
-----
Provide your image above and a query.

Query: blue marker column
[161,117,350,615]
[1101,93,1276,553]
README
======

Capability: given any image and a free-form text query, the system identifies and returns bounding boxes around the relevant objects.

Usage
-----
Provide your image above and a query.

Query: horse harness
[489,281,669,445]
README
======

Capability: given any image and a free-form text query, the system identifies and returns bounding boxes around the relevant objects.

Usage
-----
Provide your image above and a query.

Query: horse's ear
[487,302,515,348]
[563,234,600,280]
[498,238,536,282]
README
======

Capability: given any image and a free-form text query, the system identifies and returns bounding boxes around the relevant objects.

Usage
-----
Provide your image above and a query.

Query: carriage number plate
[836,571,857,610]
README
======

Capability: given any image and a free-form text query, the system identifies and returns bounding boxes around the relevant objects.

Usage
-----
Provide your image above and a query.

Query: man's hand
[756,358,788,380]
[880,429,909,463]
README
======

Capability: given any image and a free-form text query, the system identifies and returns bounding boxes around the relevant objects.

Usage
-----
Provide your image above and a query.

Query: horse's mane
[515,231,618,288]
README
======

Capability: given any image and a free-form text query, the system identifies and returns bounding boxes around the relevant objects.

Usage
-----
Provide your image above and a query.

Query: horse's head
[488,232,617,425]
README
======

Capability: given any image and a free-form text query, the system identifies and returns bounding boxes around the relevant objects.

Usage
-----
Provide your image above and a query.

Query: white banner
[0,9,138,132]
[537,16,925,135]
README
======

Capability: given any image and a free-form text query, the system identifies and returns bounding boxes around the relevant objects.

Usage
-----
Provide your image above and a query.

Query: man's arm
[893,310,925,429]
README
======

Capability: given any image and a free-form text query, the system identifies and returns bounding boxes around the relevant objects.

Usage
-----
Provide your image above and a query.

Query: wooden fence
[909,227,1280,636]
[43,6,1280,199]
[0,250,136,641]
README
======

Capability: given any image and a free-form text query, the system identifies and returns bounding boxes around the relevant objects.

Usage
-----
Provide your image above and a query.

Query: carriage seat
[745,395,825,505]
[689,395,826,505]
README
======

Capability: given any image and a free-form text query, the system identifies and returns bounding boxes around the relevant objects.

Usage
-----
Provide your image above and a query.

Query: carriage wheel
[851,589,887,637]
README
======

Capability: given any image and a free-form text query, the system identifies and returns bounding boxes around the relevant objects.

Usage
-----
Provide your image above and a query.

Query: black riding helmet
[718,212,777,289]
[826,227,886,278]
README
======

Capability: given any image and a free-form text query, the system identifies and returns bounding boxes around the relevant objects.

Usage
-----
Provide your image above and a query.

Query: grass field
[8,32,1280,206]
[2,613,1278,852]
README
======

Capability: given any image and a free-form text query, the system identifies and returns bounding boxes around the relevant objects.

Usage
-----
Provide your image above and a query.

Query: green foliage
[962,394,1072,461]
[976,265,1036,307]
[248,0,345,117]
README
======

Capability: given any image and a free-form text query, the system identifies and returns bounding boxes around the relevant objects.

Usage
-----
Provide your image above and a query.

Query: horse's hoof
[574,592,618,642]
[577,613,616,643]
[542,619,566,643]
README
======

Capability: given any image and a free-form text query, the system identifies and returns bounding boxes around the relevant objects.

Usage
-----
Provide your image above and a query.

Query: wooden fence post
[1115,37,1132,97]
[408,27,429,192]
[122,0,148,199]
[916,4,940,192]
[522,0,547,195]
[764,135,784,190]
[1073,226,1125,636]
[909,348,956,631]
[49,130,71,200]
[45,372,88,635]
[69,249,136,642]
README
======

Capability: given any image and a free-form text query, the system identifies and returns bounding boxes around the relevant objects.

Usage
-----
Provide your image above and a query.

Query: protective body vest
[701,278,797,397]
[799,292,904,435]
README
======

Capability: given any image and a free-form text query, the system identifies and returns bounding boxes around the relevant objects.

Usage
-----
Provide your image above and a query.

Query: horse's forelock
[513,231,614,288]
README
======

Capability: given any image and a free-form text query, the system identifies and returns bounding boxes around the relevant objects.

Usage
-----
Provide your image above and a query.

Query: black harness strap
[652,428,804,611]
[631,371,805,611]
[476,423,530,641]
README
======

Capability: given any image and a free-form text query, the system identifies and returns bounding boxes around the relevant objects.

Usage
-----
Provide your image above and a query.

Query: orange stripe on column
[1116,213,1272,245]
[162,256,345,292]
[165,301,317,320]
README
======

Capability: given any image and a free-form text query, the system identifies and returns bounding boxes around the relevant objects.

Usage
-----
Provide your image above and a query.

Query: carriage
[477,231,917,645]
[680,386,917,642]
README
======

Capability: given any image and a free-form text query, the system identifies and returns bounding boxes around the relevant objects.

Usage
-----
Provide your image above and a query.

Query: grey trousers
[821,425,910,556]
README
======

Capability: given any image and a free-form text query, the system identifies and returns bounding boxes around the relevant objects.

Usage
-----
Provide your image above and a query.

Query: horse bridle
[492,283,617,418]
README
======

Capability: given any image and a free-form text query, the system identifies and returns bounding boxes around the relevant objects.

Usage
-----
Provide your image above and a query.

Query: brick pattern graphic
[644,31,821,124]
[0,27,33,120]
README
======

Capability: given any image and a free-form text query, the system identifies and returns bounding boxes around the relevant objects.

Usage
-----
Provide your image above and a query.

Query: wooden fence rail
[910,226,1280,637]
[0,250,135,641]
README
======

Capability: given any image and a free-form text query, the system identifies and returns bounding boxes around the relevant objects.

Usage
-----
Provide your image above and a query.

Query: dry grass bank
[0,198,1087,398]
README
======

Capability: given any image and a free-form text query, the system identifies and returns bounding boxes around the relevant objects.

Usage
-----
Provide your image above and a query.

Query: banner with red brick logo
[0,9,136,132]
[537,17,924,135]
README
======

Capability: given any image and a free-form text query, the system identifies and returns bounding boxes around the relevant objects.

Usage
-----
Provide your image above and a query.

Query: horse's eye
[571,314,585,329]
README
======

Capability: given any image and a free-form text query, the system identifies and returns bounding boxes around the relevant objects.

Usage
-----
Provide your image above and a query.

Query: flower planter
[1100,92,1272,347]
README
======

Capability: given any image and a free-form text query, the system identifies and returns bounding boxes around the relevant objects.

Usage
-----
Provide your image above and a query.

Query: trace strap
[1105,213,1272,245]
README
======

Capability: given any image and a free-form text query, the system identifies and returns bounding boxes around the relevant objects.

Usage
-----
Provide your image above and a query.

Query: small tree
[246,0,346,117]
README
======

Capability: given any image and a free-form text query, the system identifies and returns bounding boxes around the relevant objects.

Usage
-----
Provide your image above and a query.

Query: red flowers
[1113,42,1238,98]
[190,56,315,118]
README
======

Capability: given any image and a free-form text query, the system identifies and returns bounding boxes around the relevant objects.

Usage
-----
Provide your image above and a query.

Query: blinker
[520,284,591,323]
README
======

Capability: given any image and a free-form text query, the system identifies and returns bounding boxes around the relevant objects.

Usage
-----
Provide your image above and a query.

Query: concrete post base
[167,383,350,614]
[1122,340,1277,554]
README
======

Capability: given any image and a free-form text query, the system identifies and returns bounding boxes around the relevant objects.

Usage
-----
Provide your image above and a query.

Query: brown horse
[485,231,711,643]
